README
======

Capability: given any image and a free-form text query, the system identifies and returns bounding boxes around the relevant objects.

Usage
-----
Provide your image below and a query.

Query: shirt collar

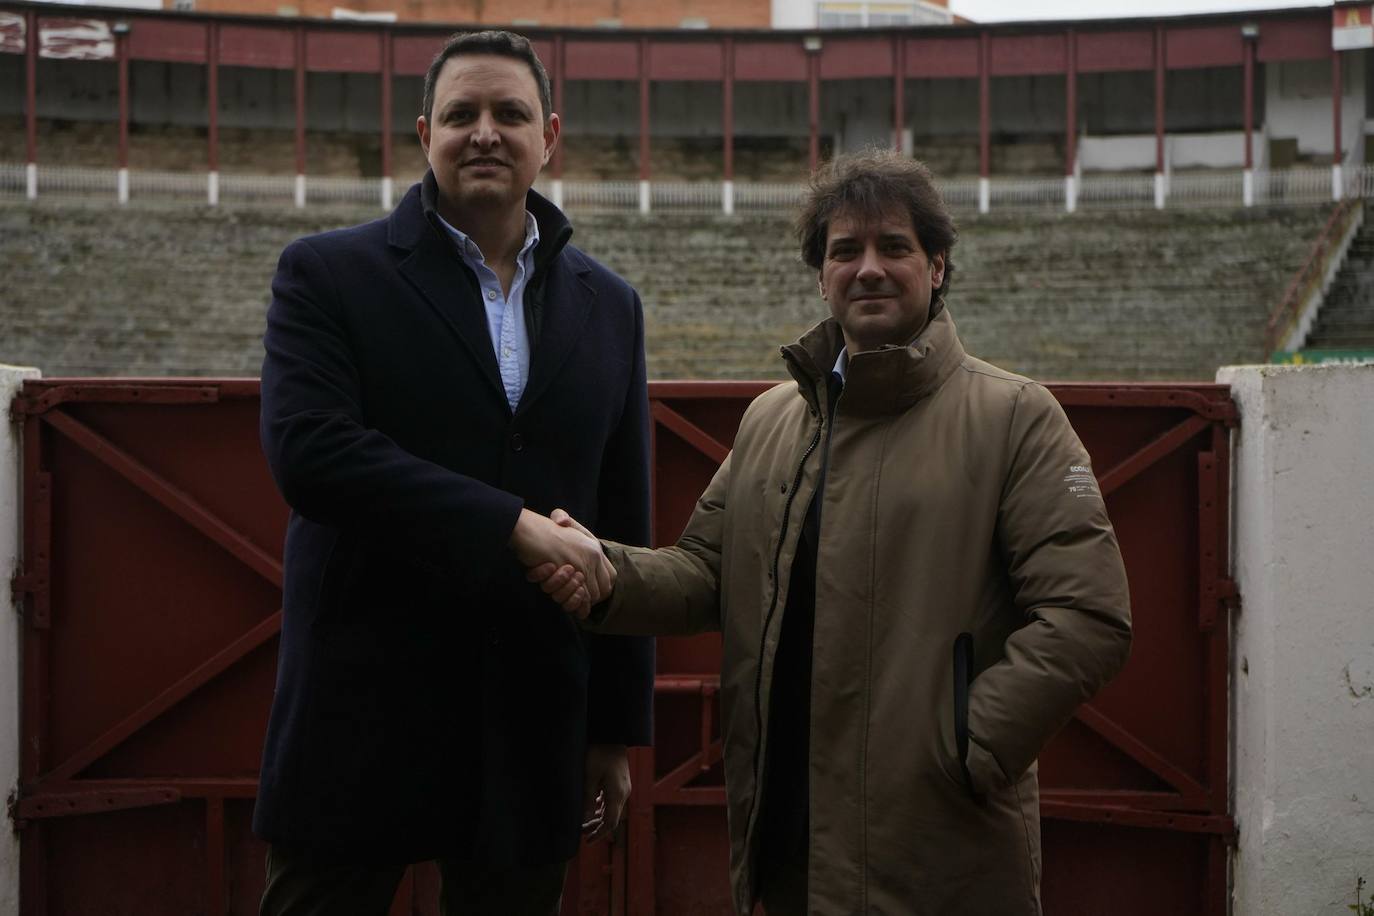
[832,347,849,384]
[435,210,540,266]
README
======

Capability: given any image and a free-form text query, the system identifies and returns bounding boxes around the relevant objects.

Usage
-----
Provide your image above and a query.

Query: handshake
[508,507,610,619]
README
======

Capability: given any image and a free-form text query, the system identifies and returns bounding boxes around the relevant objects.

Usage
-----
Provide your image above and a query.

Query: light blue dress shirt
[435,211,541,412]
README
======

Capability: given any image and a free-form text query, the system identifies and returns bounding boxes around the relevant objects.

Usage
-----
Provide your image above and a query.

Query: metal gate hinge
[1218,578,1240,610]
[7,397,32,424]
[10,572,42,605]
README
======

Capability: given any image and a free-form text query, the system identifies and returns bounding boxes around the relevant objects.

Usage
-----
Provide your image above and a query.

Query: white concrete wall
[1079,133,1156,171]
[1266,54,1366,161]
[0,364,39,916]
[771,0,815,28]
[1219,364,1374,916]
[1169,130,1260,169]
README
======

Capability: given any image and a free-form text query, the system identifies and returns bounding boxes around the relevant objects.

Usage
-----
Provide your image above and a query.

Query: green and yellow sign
[1271,350,1374,366]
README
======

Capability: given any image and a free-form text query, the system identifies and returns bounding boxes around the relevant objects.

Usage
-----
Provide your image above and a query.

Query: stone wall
[0,198,1330,381]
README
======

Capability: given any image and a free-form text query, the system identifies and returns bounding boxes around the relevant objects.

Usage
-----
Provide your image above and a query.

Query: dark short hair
[797,150,957,304]
[421,30,552,125]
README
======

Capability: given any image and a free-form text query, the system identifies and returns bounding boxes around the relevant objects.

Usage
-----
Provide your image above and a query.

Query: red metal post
[1242,34,1253,169]
[552,35,564,179]
[380,30,392,185]
[893,35,905,153]
[1332,48,1343,168]
[24,9,37,168]
[626,747,657,913]
[117,30,129,171]
[639,37,650,181]
[979,31,990,179]
[808,50,820,172]
[294,26,306,177]
[722,37,734,181]
[207,24,219,175]
[206,797,226,916]
[1154,26,1165,173]
[1065,29,1076,176]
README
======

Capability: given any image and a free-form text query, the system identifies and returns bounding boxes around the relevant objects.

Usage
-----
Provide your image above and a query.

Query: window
[815,0,953,28]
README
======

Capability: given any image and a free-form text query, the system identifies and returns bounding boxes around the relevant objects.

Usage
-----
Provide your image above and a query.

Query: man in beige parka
[529,151,1133,915]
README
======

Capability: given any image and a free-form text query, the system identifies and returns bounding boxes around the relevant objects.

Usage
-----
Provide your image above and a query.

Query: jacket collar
[388,169,578,278]
[389,171,592,412]
[782,305,966,418]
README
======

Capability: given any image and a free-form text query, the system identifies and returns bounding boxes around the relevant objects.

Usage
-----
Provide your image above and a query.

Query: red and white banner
[40,18,114,60]
[1333,4,1374,51]
[0,12,25,56]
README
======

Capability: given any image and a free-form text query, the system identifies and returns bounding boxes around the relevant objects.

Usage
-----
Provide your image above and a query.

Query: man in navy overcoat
[253,30,653,914]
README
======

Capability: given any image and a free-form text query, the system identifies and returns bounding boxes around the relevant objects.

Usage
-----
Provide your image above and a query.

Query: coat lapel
[518,252,595,413]
[395,206,507,406]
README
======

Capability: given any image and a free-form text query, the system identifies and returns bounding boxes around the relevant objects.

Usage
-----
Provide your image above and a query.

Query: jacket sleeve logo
[1063,465,1101,499]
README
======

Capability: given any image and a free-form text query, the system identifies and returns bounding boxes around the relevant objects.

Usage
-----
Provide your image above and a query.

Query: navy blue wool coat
[253,172,654,867]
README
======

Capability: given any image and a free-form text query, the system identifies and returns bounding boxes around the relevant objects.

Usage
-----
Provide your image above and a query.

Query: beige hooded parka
[594,307,1132,915]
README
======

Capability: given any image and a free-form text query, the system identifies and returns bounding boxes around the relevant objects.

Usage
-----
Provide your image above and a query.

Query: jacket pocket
[952,632,982,803]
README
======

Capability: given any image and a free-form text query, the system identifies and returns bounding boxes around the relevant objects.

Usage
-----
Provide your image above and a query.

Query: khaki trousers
[260,845,569,916]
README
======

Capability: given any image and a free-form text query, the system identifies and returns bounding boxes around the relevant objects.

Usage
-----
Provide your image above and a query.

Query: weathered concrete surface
[0,363,40,916]
[0,198,1329,381]
[1220,363,1374,916]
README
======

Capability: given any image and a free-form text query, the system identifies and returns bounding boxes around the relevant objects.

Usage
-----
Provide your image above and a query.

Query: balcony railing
[1,163,1364,214]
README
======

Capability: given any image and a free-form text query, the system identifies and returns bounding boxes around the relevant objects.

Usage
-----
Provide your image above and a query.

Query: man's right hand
[509,508,613,607]
[525,509,605,619]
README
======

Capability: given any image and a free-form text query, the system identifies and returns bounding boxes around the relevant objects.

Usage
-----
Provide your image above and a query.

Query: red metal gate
[10,378,1235,915]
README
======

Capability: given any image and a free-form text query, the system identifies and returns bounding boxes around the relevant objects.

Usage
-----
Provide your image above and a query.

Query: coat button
[510,433,524,452]
[780,483,787,493]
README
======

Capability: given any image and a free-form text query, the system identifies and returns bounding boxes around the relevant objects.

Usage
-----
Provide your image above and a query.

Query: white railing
[1252,168,1336,206]
[1078,172,1158,209]
[217,172,299,204]
[0,162,27,195]
[554,180,640,211]
[733,182,806,212]
[35,165,118,197]
[650,182,723,213]
[1166,169,1246,207]
[4,163,1371,213]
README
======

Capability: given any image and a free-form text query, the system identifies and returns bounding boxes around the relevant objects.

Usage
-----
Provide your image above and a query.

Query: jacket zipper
[742,404,824,882]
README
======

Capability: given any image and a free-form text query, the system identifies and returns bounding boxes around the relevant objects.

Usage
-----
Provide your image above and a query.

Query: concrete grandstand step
[0,198,1333,382]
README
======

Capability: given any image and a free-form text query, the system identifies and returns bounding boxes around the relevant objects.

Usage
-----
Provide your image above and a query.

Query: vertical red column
[380,28,393,209]
[1064,29,1076,176]
[1064,28,1077,212]
[892,35,904,153]
[116,24,129,203]
[1332,48,1343,169]
[638,37,650,212]
[24,9,37,198]
[722,36,734,214]
[722,37,734,181]
[207,23,219,205]
[294,26,306,207]
[552,35,564,181]
[978,30,990,212]
[1333,47,1344,200]
[1154,25,1166,208]
[807,49,820,172]
[1242,37,1253,170]
[638,37,650,179]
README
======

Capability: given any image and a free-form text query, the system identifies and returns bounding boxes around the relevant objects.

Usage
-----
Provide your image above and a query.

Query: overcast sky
[949,0,1331,22]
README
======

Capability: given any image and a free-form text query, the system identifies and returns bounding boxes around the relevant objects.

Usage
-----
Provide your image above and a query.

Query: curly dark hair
[796,150,957,304]
[421,30,552,125]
